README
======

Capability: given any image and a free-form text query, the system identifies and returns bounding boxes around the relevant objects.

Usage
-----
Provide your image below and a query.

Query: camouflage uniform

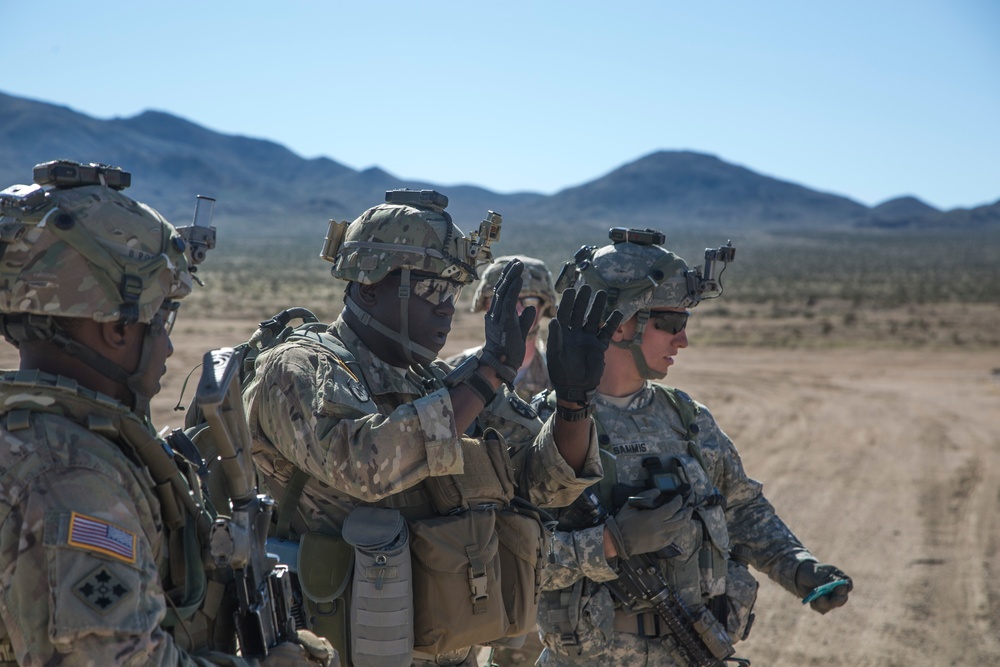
[0,373,246,666]
[533,232,824,667]
[0,164,259,665]
[534,387,812,667]
[245,318,599,529]
[445,256,559,401]
[244,197,602,666]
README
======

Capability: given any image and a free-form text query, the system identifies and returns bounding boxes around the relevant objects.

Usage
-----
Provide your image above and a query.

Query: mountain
[503,151,870,230]
[1,91,995,239]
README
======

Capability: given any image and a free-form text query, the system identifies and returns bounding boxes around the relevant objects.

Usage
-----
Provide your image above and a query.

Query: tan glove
[255,630,339,667]
[604,490,692,559]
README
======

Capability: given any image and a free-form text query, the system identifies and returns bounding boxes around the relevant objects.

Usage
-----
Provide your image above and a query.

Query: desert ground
[3,304,998,666]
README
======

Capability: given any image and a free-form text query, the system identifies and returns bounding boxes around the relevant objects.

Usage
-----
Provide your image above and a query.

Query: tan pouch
[297,531,354,660]
[494,502,547,639]
[424,433,514,514]
[410,510,507,653]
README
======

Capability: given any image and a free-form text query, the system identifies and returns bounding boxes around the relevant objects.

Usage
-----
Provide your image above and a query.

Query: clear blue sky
[4,1,998,210]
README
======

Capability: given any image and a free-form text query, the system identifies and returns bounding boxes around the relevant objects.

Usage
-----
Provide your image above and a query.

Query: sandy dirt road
[666,346,1000,667]
[4,319,998,666]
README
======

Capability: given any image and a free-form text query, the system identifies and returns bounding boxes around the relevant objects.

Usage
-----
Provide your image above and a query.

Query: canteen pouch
[410,509,507,654]
[492,501,548,639]
[342,507,413,667]
[297,531,355,661]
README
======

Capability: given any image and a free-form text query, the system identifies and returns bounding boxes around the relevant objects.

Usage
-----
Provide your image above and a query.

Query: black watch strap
[556,403,595,422]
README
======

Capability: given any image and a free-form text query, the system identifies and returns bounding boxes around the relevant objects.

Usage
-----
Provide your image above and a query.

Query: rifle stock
[196,347,296,658]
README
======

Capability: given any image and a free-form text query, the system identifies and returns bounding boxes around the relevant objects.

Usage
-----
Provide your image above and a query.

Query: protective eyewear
[412,276,464,306]
[648,310,689,334]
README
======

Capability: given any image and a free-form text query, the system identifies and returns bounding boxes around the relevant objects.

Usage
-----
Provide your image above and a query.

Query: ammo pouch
[410,508,506,653]
[342,507,413,667]
[412,431,547,653]
[297,531,355,662]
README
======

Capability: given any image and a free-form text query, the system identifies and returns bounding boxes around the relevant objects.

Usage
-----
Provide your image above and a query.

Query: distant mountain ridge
[1,90,996,237]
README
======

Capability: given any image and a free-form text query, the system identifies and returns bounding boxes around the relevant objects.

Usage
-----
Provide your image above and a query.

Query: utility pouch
[342,507,413,667]
[493,500,547,639]
[410,509,507,654]
[297,531,354,663]
[423,434,514,514]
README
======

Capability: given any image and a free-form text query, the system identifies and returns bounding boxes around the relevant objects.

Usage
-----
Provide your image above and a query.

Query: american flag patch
[67,513,137,564]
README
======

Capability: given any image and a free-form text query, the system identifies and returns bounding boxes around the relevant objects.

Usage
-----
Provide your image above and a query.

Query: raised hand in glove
[479,259,536,389]
[546,285,624,406]
[605,489,693,560]
[255,630,339,667]
[795,560,853,614]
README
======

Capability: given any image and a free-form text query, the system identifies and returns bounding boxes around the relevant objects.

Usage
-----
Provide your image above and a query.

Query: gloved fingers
[656,494,685,516]
[569,284,593,330]
[518,304,536,341]
[625,488,663,509]
[555,287,577,324]
[295,629,337,666]
[584,290,609,334]
[546,318,563,358]
[598,309,625,344]
[810,583,851,614]
[489,259,523,323]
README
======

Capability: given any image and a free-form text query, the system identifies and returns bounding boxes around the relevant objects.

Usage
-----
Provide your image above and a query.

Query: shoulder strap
[653,384,711,477]
[654,385,701,441]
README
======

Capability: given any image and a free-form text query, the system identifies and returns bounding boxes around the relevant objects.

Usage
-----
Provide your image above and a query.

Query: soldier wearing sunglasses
[531,229,852,667]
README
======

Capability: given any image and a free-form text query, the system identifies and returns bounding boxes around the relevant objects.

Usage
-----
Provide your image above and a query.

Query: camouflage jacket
[535,383,816,665]
[243,317,601,536]
[0,371,249,667]
[444,340,552,402]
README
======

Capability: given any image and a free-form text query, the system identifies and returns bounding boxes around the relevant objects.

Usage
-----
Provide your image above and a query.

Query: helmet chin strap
[344,269,439,367]
[124,320,167,419]
[43,319,158,418]
[609,309,667,381]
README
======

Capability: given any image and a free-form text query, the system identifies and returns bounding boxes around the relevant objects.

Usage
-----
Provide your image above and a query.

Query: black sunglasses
[648,310,689,334]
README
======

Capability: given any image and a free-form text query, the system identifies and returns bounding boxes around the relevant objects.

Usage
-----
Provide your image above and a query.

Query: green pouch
[297,531,355,659]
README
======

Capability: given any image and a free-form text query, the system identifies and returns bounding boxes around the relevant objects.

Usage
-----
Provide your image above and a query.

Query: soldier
[446,256,558,401]
[0,162,333,666]
[242,190,620,667]
[533,229,852,667]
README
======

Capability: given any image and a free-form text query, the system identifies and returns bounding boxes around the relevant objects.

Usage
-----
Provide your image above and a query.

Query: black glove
[479,259,535,388]
[546,285,624,405]
[795,560,853,614]
[604,490,692,560]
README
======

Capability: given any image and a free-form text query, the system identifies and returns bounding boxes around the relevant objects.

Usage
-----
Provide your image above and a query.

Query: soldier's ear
[100,321,131,349]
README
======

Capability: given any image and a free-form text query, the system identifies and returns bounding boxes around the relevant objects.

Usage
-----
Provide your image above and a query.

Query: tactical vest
[594,386,728,606]
[537,385,729,619]
[0,371,236,658]
[203,311,548,665]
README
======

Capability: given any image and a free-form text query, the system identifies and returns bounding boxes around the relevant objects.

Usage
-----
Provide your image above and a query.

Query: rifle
[196,347,296,658]
[562,489,748,667]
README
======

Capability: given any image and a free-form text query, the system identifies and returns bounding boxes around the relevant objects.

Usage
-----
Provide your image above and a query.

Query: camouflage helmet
[323,190,498,286]
[0,172,192,325]
[471,255,558,317]
[574,239,692,322]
